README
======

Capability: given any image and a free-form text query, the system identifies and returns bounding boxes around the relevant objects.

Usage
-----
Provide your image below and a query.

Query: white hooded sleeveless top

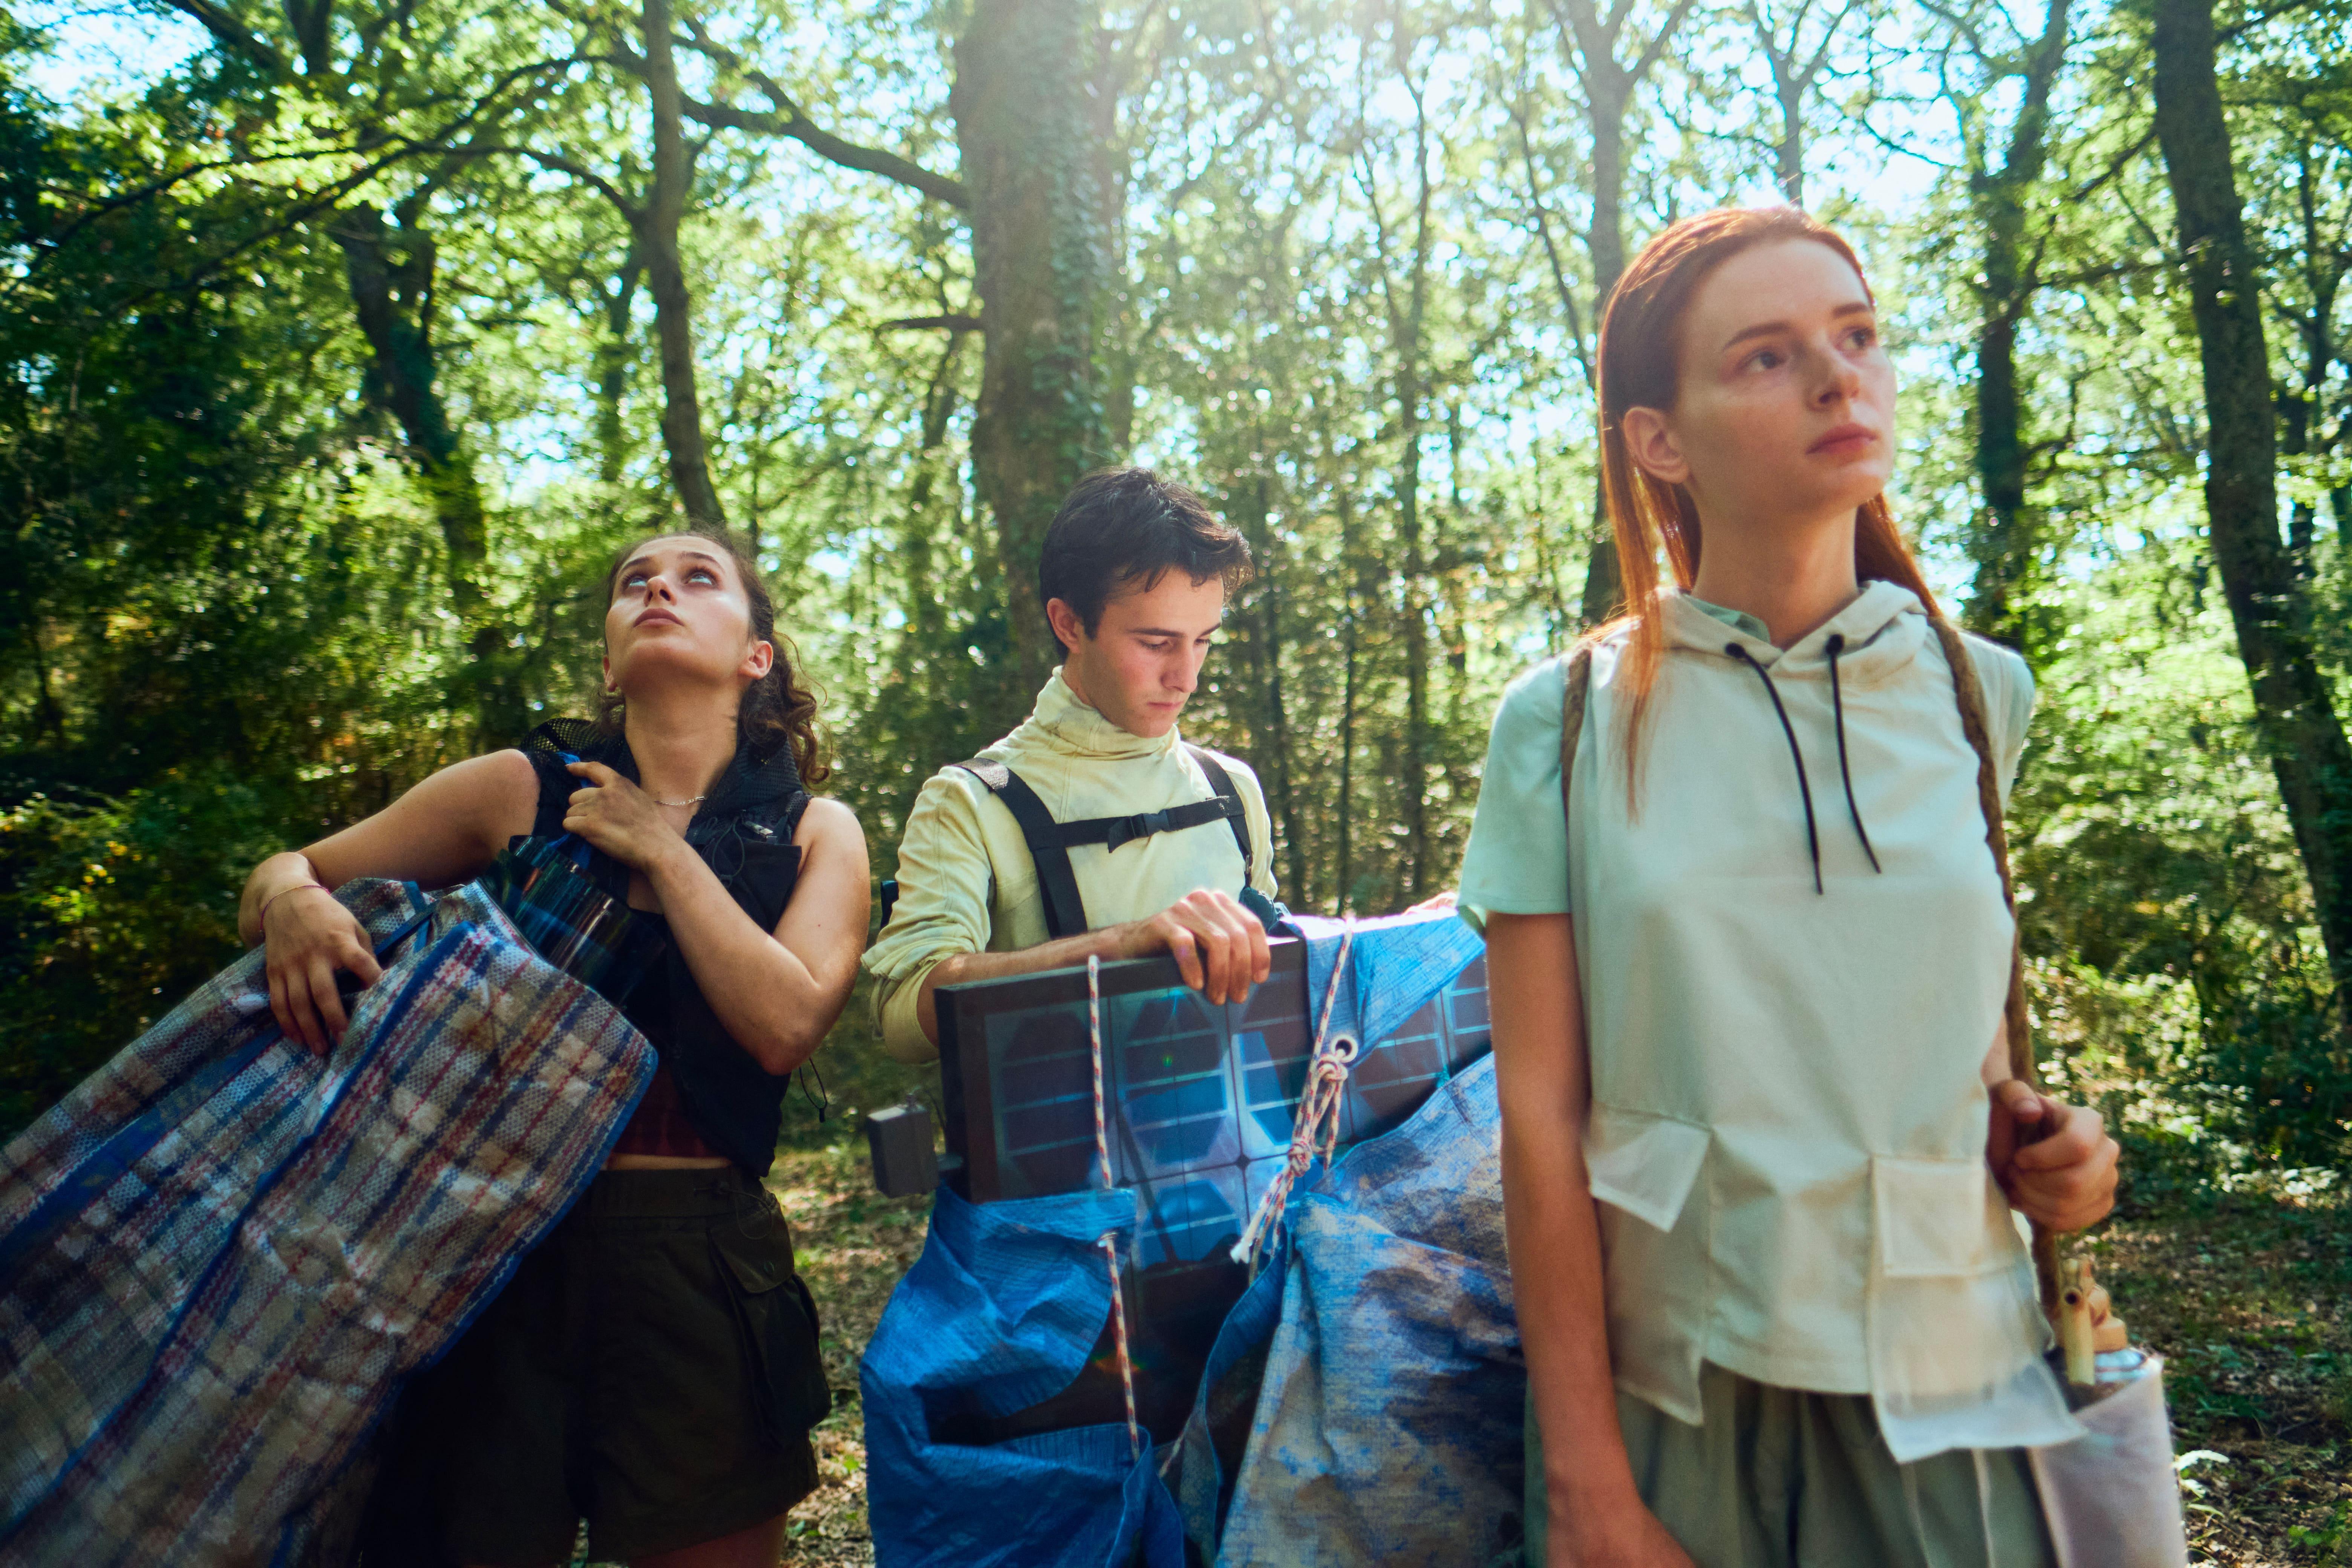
[1567,583,2081,1460]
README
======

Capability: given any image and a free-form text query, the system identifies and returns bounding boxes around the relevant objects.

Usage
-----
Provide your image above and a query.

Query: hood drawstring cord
[1726,643,1824,895]
[1825,634,1883,875]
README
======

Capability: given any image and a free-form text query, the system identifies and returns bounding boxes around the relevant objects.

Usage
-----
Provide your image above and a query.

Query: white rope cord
[1086,954,1143,1461]
[1230,926,1359,1270]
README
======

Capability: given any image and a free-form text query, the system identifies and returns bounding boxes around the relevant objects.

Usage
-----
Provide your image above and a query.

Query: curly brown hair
[595,529,831,787]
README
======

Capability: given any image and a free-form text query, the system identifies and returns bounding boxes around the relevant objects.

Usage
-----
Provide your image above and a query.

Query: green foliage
[2,0,2351,1200]
[2018,536,2352,1179]
[0,770,285,1132]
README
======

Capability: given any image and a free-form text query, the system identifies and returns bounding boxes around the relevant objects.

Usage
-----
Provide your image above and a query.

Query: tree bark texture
[953,0,1118,696]
[638,0,728,533]
[2149,0,2352,1018]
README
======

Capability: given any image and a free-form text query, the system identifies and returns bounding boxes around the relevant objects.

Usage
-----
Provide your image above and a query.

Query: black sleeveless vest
[518,720,812,1174]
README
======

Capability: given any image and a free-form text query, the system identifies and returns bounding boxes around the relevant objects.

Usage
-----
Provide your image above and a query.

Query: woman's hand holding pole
[1987,1078,2120,1234]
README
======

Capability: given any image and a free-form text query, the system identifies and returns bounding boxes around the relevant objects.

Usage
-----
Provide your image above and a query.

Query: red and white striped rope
[1086,952,1142,1460]
[1230,925,1359,1270]
[1087,953,1112,1190]
[1100,1232,1142,1458]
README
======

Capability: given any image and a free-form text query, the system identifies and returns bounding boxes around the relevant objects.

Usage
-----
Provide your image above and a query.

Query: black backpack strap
[954,760,1090,940]
[952,752,1256,939]
[1184,745,1254,879]
[1054,795,1246,855]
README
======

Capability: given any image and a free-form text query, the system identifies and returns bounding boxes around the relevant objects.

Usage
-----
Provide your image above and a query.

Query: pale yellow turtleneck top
[863,669,1277,1063]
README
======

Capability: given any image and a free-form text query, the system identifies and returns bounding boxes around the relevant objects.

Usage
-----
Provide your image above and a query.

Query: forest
[0,0,2348,1556]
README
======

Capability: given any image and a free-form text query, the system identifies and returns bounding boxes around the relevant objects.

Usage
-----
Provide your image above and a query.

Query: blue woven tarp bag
[0,880,654,1568]
[861,1184,1187,1568]
[1211,1049,1525,1566]
[864,911,1510,1568]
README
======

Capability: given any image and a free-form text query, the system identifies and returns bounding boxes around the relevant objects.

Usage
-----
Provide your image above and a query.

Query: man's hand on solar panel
[1113,888,1271,1005]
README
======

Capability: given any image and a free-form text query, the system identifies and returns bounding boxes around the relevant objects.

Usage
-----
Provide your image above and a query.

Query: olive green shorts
[366,1165,830,1566]
[1525,1364,2057,1568]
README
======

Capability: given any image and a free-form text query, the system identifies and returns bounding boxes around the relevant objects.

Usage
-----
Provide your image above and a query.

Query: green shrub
[0,769,288,1138]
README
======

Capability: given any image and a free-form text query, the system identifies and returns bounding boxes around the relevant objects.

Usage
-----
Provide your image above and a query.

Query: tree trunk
[904,332,969,649]
[594,245,643,491]
[637,0,728,533]
[1397,426,1434,894]
[1556,23,1637,622]
[1775,75,1805,205]
[1547,0,1696,624]
[2149,0,2352,1024]
[1577,78,1626,620]
[953,0,1116,696]
[1241,467,1308,906]
[1372,78,1438,899]
[1336,482,1359,914]
[329,204,488,621]
[2279,143,2342,580]
[1969,291,2030,636]
[329,202,523,738]
[1962,0,2069,647]
[1585,82,1628,300]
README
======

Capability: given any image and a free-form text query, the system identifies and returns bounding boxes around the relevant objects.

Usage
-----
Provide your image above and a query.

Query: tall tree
[634,0,724,528]
[663,1,1136,698]
[540,3,971,533]
[1744,0,1864,204]
[952,0,1122,692]
[2147,0,2352,1031]
[156,0,576,736]
[2259,100,2352,566]
[1541,0,1699,621]
[1359,38,1442,897]
[1927,0,2076,649]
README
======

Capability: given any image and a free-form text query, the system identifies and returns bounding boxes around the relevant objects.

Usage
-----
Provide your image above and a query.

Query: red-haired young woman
[1459,210,2120,1568]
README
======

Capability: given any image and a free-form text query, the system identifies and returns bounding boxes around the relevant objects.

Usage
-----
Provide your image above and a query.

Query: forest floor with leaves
[744,1139,2352,1568]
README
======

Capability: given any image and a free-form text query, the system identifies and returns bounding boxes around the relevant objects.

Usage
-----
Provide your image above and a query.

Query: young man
[866,467,1279,1062]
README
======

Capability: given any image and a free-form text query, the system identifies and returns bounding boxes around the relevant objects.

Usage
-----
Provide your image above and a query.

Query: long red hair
[1589,206,1939,802]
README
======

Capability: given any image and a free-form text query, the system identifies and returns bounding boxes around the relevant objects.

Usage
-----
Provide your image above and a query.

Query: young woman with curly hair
[239,530,867,1568]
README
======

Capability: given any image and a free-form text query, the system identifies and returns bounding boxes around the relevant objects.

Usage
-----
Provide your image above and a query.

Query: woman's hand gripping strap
[1087,954,1144,1460]
[1229,925,1361,1272]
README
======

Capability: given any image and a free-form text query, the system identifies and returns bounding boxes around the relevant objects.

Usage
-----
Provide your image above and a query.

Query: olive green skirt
[1525,1364,2056,1568]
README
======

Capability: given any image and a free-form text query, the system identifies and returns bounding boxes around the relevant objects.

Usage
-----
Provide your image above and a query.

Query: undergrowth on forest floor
[710,1143,2352,1567]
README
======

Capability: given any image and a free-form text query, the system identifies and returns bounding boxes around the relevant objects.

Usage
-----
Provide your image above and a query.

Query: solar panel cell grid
[934,938,1490,1444]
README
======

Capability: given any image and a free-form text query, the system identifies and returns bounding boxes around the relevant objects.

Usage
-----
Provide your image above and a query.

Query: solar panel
[934,938,1490,1441]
